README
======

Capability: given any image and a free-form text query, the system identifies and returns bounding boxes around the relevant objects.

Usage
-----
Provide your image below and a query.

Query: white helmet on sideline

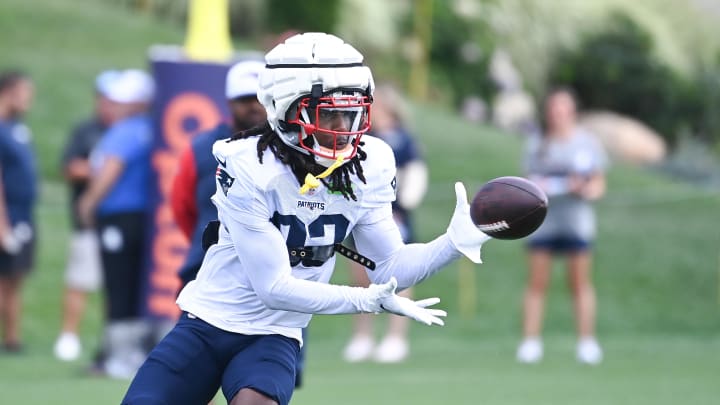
[258,32,374,167]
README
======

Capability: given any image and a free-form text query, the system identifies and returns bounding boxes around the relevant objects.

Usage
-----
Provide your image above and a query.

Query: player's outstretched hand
[446,182,491,263]
[368,277,446,326]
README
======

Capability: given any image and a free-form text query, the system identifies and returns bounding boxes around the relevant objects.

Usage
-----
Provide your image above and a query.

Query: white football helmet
[258,32,374,167]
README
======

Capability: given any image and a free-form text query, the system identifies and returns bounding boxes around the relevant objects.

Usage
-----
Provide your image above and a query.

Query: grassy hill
[1,0,184,179]
[1,1,719,404]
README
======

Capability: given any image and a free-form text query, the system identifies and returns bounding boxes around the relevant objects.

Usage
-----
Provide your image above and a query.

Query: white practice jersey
[177,135,460,345]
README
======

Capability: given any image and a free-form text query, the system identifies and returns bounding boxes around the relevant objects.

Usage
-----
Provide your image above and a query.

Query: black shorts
[96,212,147,320]
[0,221,35,277]
[527,235,592,253]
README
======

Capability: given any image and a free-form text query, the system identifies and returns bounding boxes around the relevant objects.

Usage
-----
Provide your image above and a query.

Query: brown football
[470,176,548,240]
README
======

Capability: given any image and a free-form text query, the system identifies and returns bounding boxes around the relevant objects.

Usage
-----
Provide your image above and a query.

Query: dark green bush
[400,1,496,107]
[682,62,720,152]
[549,11,686,147]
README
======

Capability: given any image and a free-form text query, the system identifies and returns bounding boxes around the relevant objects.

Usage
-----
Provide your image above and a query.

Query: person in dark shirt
[342,83,428,363]
[0,70,37,353]
[170,60,266,287]
[53,70,118,362]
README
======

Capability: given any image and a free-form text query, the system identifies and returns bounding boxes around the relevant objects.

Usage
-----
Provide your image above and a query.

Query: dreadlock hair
[229,122,367,201]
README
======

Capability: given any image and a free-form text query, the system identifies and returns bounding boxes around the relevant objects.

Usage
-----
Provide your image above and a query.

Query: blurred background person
[171,60,266,288]
[0,70,37,353]
[517,86,608,365]
[77,69,155,378]
[53,70,117,362]
[169,60,316,389]
[342,83,428,363]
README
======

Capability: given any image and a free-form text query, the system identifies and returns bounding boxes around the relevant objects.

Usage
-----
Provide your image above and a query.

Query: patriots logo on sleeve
[216,167,235,196]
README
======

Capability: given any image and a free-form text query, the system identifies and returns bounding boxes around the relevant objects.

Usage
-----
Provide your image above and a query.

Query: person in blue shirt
[0,70,38,353]
[77,69,155,378]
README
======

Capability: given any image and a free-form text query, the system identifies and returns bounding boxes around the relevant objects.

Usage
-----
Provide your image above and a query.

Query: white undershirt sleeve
[352,208,462,291]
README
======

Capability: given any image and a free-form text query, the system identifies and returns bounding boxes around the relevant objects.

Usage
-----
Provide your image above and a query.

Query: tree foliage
[549,12,685,145]
[266,0,340,34]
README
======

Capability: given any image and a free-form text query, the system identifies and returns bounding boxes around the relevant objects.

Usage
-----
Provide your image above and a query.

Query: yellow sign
[184,0,233,62]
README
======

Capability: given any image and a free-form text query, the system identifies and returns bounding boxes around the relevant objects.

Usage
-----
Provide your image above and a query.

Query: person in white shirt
[122,32,490,405]
[516,86,608,366]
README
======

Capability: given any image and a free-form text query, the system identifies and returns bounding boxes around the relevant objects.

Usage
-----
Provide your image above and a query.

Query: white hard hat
[94,70,121,97]
[225,60,264,100]
[105,69,155,104]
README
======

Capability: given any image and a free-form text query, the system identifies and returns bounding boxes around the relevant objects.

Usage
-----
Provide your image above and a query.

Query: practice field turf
[1,323,719,404]
[2,115,718,404]
[2,0,719,403]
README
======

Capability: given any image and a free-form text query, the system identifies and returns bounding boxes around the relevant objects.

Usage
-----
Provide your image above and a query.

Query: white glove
[367,277,446,326]
[1,232,21,255]
[446,182,492,263]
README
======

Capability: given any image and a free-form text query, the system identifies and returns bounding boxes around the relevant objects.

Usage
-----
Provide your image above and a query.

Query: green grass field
[2,1,720,404]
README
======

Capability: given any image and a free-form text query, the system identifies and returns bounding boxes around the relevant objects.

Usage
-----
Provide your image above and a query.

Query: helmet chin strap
[299,156,345,195]
[310,132,355,165]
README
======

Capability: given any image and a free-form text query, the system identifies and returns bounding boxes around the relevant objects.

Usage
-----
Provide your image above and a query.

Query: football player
[122,33,490,405]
